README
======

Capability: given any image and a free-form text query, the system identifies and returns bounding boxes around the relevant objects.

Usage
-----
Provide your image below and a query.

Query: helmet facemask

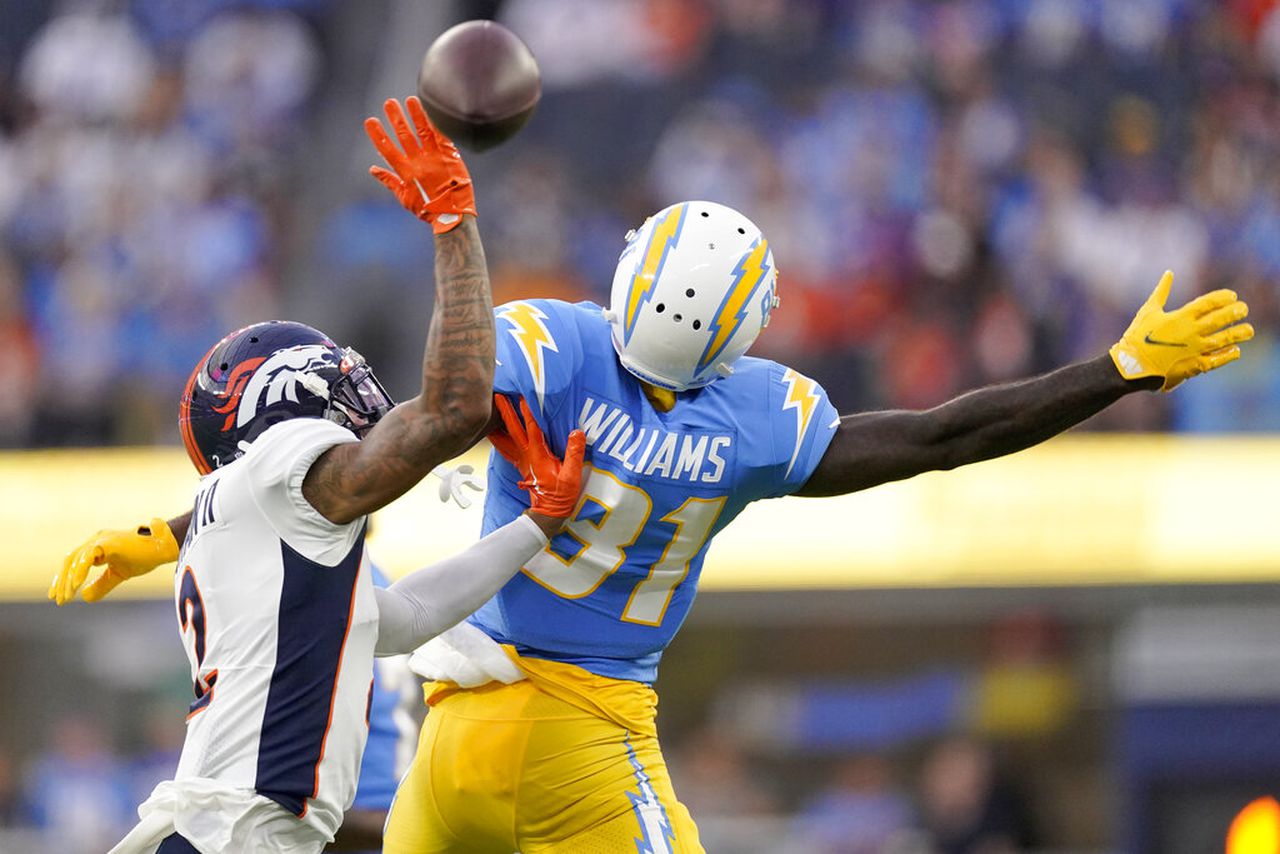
[299,348,394,437]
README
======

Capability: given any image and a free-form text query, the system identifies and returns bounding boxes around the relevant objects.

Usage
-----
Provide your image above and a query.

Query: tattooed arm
[303,216,494,524]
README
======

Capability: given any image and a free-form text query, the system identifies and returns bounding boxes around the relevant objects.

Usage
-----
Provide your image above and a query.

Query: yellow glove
[49,518,179,606]
[1110,270,1255,392]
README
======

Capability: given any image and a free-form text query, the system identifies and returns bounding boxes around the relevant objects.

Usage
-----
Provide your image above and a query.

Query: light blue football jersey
[470,299,839,684]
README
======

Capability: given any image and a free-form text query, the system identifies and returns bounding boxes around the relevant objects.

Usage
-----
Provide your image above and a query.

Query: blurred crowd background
[3,0,1280,450]
[3,0,1280,852]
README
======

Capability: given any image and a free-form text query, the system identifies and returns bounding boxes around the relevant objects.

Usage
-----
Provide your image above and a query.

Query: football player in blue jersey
[55,195,1254,849]
[383,200,1253,853]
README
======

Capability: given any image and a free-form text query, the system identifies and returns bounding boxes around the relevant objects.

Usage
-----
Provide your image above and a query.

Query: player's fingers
[1208,345,1239,368]
[561,430,587,483]
[562,431,590,509]
[1202,346,1242,371]
[59,545,96,605]
[488,431,522,466]
[493,395,527,448]
[1182,288,1238,319]
[57,547,81,604]
[406,96,441,155]
[49,568,68,603]
[518,398,547,451]
[82,569,123,603]
[364,117,410,172]
[1201,322,1255,352]
[1195,301,1249,335]
[51,548,77,601]
[383,98,420,158]
[1148,270,1173,309]
[368,165,406,192]
[72,544,102,590]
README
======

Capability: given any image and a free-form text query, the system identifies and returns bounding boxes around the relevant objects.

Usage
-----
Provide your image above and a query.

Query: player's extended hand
[364,96,475,234]
[431,464,484,509]
[489,395,586,520]
[49,519,179,606]
[1110,270,1255,392]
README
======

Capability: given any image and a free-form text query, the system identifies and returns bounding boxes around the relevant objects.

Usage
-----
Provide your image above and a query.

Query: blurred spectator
[668,728,780,820]
[24,715,133,853]
[0,748,19,827]
[4,0,1280,446]
[0,251,37,446]
[971,612,1079,739]
[18,11,155,124]
[790,754,920,854]
[917,737,1037,854]
[127,704,185,810]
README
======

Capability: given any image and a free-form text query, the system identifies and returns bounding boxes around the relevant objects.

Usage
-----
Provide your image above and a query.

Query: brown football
[417,20,541,152]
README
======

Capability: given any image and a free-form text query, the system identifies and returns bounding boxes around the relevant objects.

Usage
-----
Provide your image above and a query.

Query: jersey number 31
[522,467,725,626]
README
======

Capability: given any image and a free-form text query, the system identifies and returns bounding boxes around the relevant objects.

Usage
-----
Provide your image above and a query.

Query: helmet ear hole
[655,303,665,313]
[692,319,701,330]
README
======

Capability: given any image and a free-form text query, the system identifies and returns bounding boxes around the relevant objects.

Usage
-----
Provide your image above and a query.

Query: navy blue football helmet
[179,321,394,474]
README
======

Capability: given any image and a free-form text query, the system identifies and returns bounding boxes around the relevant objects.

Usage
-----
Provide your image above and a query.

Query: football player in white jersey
[49,98,587,854]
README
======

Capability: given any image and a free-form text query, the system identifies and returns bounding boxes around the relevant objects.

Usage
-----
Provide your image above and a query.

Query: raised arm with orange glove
[364,96,476,234]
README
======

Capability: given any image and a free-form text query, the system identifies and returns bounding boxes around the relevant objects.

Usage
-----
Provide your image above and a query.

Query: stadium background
[1,0,1279,851]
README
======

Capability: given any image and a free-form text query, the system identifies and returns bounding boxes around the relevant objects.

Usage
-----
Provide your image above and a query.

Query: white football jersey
[162,417,377,850]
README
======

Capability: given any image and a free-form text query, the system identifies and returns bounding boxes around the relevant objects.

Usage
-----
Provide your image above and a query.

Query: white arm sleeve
[373,514,548,656]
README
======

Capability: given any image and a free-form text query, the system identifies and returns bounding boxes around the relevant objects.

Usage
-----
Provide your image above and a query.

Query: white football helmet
[605,201,778,391]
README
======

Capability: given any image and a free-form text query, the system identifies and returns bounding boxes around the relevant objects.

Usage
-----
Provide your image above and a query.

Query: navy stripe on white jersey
[256,527,366,817]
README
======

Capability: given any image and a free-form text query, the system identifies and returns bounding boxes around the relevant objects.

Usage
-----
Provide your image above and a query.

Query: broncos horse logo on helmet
[179,321,394,475]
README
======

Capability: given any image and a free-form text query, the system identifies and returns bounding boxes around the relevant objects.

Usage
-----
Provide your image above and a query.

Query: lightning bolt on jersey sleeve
[494,299,584,426]
[240,418,363,564]
[761,364,840,498]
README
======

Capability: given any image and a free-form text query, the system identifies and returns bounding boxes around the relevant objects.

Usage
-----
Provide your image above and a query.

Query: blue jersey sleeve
[493,299,584,426]
[764,363,840,497]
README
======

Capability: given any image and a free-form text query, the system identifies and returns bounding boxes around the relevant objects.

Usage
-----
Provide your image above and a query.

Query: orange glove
[489,395,586,519]
[364,96,476,234]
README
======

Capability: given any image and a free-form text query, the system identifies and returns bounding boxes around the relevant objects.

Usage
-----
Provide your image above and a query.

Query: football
[417,20,541,152]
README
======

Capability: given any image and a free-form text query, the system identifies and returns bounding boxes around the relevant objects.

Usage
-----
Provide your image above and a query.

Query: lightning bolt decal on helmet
[605,201,779,392]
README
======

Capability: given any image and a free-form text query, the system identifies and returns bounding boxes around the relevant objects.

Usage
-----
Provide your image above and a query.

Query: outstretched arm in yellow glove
[1110,270,1254,391]
[49,518,180,605]
[796,269,1255,496]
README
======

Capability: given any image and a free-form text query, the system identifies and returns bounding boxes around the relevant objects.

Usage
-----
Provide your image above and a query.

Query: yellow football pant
[382,679,704,853]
